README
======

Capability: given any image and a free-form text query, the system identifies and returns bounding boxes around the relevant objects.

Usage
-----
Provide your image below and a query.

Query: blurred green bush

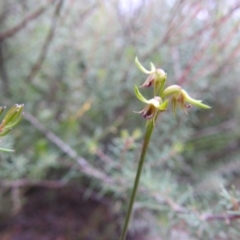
[0,0,240,239]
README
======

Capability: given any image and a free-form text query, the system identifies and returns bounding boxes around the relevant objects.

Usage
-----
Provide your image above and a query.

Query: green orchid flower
[134,85,168,124]
[162,85,211,115]
[134,56,210,121]
[135,57,167,96]
[120,57,212,240]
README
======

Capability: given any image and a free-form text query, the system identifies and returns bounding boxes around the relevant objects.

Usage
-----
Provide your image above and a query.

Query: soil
[0,186,142,240]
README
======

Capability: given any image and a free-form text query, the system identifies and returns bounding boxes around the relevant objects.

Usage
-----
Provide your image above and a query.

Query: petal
[134,85,148,103]
[150,62,156,72]
[172,97,178,116]
[162,85,182,98]
[155,69,167,96]
[140,74,155,88]
[134,105,155,119]
[135,56,155,74]
[158,99,169,111]
[155,69,167,80]
[182,90,211,109]
[146,98,161,108]
[190,101,211,109]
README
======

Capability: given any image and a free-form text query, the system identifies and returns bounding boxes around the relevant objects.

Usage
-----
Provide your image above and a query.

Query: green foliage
[0,0,240,239]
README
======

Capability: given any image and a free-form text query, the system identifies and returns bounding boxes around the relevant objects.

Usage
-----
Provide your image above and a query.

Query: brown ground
[0,186,142,240]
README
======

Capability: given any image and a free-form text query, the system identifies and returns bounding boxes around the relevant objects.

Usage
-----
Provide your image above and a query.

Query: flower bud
[0,104,24,136]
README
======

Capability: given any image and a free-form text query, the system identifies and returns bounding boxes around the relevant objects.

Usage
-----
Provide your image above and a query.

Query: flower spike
[134,59,211,123]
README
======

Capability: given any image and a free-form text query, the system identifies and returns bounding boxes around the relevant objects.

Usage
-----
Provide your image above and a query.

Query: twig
[150,191,240,223]
[164,196,189,214]
[176,3,240,85]
[0,0,56,41]
[141,0,186,59]
[171,46,181,81]
[199,212,240,222]
[1,168,240,224]
[188,22,240,85]
[186,3,240,42]
[0,42,11,97]
[24,112,115,185]
[192,119,237,139]
[0,179,67,188]
[26,0,63,82]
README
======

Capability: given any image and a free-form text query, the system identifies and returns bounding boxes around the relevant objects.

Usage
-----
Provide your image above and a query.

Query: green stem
[120,121,154,240]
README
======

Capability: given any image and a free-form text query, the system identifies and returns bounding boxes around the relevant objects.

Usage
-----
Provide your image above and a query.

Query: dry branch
[0,0,57,42]
[26,0,63,82]
[24,112,115,185]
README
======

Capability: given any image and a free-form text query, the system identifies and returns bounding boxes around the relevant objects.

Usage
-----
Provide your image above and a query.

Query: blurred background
[0,0,240,239]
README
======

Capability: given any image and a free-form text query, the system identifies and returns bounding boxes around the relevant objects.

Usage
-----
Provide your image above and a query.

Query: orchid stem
[120,121,154,240]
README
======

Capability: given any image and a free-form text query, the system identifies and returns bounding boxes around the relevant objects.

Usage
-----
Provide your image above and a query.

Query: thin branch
[200,212,240,222]
[24,112,115,185]
[186,3,240,42]
[141,0,186,59]
[1,162,240,224]
[150,191,240,223]
[171,46,181,80]
[192,119,238,139]
[26,0,63,83]
[0,179,67,188]
[0,0,56,42]
[188,23,240,85]
[176,4,240,85]
[164,196,189,214]
[0,42,11,97]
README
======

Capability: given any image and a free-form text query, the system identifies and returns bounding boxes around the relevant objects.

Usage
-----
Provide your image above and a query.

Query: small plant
[0,104,24,152]
[119,58,210,240]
